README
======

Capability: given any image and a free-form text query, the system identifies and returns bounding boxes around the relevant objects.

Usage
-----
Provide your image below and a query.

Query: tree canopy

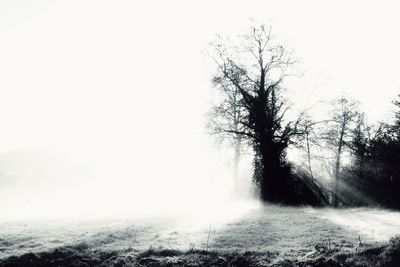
[208,25,315,203]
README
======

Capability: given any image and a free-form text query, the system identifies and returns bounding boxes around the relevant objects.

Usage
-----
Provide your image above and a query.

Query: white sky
[1,1,399,151]
[0,0,400,218]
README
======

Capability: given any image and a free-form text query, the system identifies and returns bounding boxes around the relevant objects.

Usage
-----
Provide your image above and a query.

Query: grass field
[1,202,400,266]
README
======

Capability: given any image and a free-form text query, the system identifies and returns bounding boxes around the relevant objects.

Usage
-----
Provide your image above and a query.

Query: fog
[1,0,400,220]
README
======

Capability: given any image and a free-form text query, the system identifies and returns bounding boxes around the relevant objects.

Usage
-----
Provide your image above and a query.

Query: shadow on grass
[107,237,400,266]
[1,238,400,267]
[0,242,120,267]
[208,206,366,257]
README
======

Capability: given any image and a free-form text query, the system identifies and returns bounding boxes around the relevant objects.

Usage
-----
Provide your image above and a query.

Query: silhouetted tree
[296,115,323,181]
[349,112,370,179]
[323,97,359,207]
[207,74,245,188]
[208,25,306,202]
[293,115,332,205]
[362,96,400,207]
[341,119,400,208]
[333,112,375,207]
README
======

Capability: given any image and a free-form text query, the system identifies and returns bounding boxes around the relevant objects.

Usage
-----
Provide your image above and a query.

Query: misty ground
[1,202,400,266]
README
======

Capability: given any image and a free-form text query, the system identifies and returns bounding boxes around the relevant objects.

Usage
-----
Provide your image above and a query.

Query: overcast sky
[0,1,400,217]
[1,0,400,152]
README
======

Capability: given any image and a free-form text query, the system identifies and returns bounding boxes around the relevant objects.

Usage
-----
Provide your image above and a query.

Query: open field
[1,202,400,266]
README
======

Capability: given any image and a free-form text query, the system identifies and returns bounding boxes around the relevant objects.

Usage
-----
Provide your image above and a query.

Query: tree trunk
[333,120,346,207]
[232,136,241,190]
[333,151,341,207]
[333,139,344,207]
[306,132,314,180]
[259,140,282,202]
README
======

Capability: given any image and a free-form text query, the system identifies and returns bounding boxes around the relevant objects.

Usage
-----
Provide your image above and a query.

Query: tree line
[207,24,400,208]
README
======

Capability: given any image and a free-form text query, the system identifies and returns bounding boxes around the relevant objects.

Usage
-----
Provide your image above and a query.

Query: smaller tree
[337,95,400,208]
[296,115,320,181]
[349,112,370,180]
[207,75,246,187]
[323,97,359,207]
[293,114,332,205]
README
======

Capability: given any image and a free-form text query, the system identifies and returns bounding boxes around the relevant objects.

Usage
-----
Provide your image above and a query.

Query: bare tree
[323,97,359,207]
[297,115,318,180]
[292,114,332,205]
[207,76,245,187]
[208,25,305,202]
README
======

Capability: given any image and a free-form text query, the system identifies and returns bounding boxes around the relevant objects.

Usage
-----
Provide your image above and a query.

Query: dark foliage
[338,95,400,208]
[208,25,400,208]
[209,25,316,204]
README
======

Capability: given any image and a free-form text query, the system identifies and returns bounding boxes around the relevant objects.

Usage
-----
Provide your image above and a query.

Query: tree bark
[333,126,345,207]
[232,136,241,189]
[306,131,314,180]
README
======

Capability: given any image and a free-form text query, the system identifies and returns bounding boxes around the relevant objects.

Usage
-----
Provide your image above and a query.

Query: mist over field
[2,1,400,266]
[0,0,399,216]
